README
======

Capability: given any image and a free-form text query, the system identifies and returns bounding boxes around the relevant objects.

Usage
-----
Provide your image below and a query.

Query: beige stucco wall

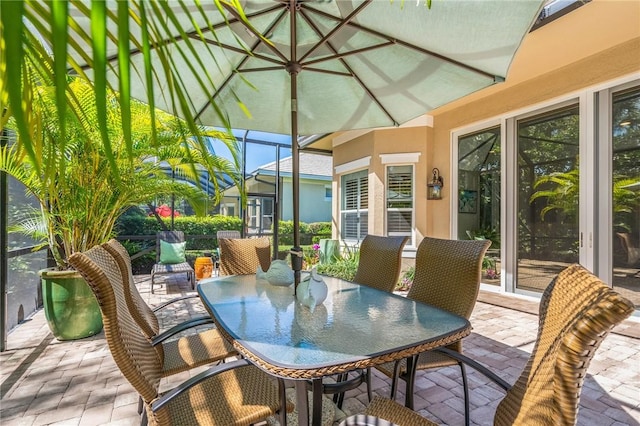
[332,126,429,244]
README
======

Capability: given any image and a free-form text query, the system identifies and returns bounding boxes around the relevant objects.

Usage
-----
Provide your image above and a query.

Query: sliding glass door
[611,88,640,305]
[516,106,580,292]
[457,128,501,285]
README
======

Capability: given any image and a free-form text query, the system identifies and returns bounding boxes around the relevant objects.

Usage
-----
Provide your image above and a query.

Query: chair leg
[137,395,143,414]
[366,368,373,402]
[151,274,155,294]
[459,361,470,426]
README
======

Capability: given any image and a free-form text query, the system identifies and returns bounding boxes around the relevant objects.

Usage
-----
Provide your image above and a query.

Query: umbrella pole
[289,71,303,290]
[288,1,303,291]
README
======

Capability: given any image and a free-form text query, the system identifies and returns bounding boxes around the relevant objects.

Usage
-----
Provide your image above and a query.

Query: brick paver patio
[1,274,638,426]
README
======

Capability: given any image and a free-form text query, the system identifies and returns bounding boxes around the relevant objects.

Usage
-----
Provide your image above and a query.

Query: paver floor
[1,274,638,425]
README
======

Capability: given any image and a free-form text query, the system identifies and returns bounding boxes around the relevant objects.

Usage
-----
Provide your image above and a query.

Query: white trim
[334,156,371,174]
[380,152,421,164]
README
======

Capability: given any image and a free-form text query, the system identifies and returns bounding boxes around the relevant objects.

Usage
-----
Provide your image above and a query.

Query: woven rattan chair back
[103,239,159,339]
[353,235,409,292]
[69,246,162,404]
[408,237,491,319]
[494,264,634,426]
[218,237,272,275]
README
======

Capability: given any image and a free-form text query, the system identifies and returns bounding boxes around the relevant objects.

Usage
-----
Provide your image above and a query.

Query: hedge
[115,214,332,250]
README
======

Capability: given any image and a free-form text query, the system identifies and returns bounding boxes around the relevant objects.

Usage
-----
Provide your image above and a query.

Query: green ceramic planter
[40,269,103,340]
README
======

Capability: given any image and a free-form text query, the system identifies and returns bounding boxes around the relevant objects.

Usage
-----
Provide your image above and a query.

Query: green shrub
[316,258,358,281]
[275,220,331,246]
[115,214,243,249]
[315,243,359,281]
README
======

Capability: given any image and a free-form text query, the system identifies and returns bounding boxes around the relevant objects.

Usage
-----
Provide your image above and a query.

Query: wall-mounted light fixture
[427,168,444,200]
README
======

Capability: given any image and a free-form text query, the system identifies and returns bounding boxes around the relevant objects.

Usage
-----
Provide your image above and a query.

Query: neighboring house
[304,0,640,306]
[222,152,332,234]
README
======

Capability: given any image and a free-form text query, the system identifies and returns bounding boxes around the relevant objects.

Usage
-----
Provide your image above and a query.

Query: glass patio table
[197,274,471,426]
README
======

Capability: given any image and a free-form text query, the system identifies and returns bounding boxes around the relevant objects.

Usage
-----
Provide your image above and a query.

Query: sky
[207,129,293,174]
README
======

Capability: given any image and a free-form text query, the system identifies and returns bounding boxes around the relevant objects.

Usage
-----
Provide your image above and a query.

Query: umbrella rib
[195,6,289,121]
[220,2,289,64]
[302,41,395,67]
[241,66,285,73]
[298,0,371,64]
[301,7,399,126]
[74,5,281,72]
[306,6,499,81]
[300,68,351,77]
[191,36,285,67]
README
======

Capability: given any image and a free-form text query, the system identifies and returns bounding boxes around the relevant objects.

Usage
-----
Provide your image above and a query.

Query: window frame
[339,169,369,243]
[385,164,415,247]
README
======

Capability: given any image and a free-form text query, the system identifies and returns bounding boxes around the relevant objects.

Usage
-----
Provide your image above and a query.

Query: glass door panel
[517,106,580,292]
[612,88,640,307]
[458,127,501,285]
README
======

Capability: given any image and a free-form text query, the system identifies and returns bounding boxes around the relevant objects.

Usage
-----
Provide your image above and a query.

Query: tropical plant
[530,169,640,228]
[315,241,360,281]
[1,76,240,270]
[0,1,251,178]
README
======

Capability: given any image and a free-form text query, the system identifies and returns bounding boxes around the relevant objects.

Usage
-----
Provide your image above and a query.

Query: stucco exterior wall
[332,127,429,245]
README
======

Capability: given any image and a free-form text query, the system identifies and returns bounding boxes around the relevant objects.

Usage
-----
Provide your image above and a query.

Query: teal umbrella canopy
[63,0,544,136]
[60,0,544,279]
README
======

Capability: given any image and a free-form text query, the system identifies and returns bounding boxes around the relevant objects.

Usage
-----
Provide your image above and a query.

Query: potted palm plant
[1,71,240,340]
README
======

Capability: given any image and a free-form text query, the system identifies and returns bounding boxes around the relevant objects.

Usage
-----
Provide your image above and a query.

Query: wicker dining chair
[374,236,490,425]
[350,263,634,426]
[353,235,409,292]
[330,235,408,408]
[151,231,195,293]
[103,239,237,373]
[215,230,241,275]
[68,246,288,426]
[218,236,272,275]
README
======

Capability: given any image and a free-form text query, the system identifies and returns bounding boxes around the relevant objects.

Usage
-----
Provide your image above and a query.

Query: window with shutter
[386,165,413,245]
[340,170,368,241]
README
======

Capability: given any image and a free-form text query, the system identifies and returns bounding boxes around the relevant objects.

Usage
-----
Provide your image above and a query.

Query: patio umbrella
[67,0,544,283]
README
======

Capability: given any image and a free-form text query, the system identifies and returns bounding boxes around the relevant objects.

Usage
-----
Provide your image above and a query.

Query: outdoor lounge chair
[218,236,272,275]
[374,236,490,425]
[347,263,634,426]
[68,245,288,426]
[151,231,195,294]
